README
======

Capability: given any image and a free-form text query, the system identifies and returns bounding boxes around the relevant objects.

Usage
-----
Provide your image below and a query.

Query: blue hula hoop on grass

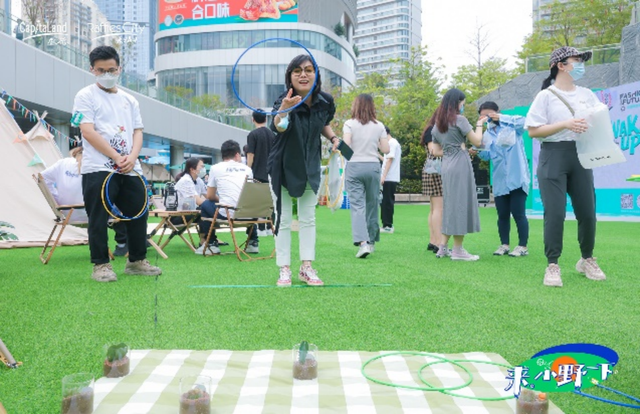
[231,37,319,116]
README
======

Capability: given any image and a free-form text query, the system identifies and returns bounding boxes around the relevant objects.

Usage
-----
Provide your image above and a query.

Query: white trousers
[274,185,317,267]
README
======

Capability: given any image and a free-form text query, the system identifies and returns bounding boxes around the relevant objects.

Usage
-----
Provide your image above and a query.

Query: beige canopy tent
[141,162,171,182]
[0,104,87,248]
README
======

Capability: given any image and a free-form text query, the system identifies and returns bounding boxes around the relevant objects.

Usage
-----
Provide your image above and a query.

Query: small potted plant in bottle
[516,388,549,414]
[61,373,94,414]
[292,341,318,380]
[103,343,130,378]
[179,376,212,414]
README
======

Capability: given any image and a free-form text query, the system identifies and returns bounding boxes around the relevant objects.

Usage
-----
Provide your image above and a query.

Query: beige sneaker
[124,259,162,276]
[576,258,606,281]
[92,263,117,282]
[543,264,563,287]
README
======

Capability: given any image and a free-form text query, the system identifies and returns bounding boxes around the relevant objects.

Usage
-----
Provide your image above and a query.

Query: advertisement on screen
[159,0,299,31]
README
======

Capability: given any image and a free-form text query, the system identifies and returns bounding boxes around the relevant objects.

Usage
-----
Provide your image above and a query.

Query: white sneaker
[543,264,563,287]
[380,226,394,234]
[435,245,449,259]
[356,243,372,258]
[508,246,529,257]
[277,266,292,287]
[451,247,480,261]
[493,245,510,256]
[245,242,259,254]
[576,258,606,281]
[195,243,220,256]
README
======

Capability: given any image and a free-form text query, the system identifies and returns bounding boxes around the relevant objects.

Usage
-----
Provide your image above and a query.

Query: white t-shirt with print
[382,137,402,182]
[207,160,253,217]
[174,174,199,208]
[525,85,600,142]
[72,84,144,175]
[41,157,87,221]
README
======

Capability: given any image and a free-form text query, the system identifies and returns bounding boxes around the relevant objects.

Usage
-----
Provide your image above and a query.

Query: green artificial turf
[0,205,638,413]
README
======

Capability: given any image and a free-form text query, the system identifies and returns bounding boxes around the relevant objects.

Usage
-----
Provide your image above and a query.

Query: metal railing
[0,9,251,130]
[525,43,622,73]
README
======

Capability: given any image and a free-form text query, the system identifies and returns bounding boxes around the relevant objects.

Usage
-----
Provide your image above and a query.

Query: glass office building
[354,0,422,88]
[154,0,357,110]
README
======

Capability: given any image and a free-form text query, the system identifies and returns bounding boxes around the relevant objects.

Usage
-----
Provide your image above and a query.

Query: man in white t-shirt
[72,46,161,282]
[197,140,259,255]
[380,127,401,233]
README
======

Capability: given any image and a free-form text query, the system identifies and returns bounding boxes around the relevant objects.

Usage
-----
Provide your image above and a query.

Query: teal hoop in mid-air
[231,38,318,116]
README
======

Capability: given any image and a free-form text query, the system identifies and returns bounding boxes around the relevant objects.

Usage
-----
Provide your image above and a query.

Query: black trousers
[111,221,128,245]
[537,141,596,264]
[494,188,529,247]
[380,181,398,228]
[82,171,149,264]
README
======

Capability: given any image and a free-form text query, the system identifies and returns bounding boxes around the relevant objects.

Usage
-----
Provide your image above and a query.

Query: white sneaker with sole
[380,226,394,234]
[451,248,480,261]
[543,264,563,287]
[195,243,220,256]
[277,266,292,287]
[356,243,372,258]
[245,242,259,254]
[493,245,510,256]
[576,258,606,281]
[508,246,529,257]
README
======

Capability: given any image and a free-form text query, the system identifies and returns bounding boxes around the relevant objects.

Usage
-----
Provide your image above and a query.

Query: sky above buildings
[422,0,533,83]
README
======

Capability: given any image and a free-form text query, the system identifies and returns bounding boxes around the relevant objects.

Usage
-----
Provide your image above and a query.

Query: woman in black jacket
[269,54,339,287]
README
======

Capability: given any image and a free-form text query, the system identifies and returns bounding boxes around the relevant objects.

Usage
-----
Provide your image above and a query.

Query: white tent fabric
[0,104,87,248]
[141,162,171,182]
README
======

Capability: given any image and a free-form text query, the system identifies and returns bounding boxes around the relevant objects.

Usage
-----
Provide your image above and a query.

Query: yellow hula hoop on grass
[323,151,345,209]
[100,170,149,221]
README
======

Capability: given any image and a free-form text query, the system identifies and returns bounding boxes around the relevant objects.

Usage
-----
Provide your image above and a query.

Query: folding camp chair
[32,173,114,264]
[147,196,201,259]
[201,178,275,262]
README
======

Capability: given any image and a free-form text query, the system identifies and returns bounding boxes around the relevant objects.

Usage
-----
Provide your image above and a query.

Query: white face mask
[198,168,206,178]
[96,73,119,89]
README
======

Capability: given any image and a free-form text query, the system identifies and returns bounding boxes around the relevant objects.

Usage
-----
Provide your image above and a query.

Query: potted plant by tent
[61,373,94,414]
[103,343,130,378]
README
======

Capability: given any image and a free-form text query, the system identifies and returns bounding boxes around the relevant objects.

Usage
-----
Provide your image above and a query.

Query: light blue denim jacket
[477,114,530,197]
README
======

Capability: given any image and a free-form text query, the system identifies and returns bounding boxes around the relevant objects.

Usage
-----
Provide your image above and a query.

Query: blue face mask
[460,104,465,114]
[569,62,585,81]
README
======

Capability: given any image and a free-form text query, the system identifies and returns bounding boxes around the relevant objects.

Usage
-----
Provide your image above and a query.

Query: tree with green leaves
[386,46,442,193]
[191,94,226,116]
[517,0,634,71]
[451,58,518,104]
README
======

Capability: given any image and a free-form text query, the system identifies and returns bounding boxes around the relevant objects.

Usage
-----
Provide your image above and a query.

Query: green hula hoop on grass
[361,351,473,392]
[419,358,515,401]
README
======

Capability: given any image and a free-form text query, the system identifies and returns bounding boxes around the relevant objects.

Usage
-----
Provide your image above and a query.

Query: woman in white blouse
[525,46,606,288]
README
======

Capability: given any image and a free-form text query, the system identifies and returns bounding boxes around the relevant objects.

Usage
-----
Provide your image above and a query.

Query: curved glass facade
[157,29,356,74]
[157,65,346,109]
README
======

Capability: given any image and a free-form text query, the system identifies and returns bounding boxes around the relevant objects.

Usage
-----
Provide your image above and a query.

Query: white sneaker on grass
[576,258,606,281]
[543,264,563,287]
[356,243,372,258]
[195,243,220,256]
[450,248,479,261]
[493,245,510,256]
[508,246,529,257]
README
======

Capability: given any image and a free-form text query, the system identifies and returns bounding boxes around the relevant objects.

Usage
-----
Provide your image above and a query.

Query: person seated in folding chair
[173,157,207,243]
[41,144,128,250]
[196,140,259,256]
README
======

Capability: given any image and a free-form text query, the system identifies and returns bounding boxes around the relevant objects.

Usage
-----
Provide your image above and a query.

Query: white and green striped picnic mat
[93,350,565,413]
